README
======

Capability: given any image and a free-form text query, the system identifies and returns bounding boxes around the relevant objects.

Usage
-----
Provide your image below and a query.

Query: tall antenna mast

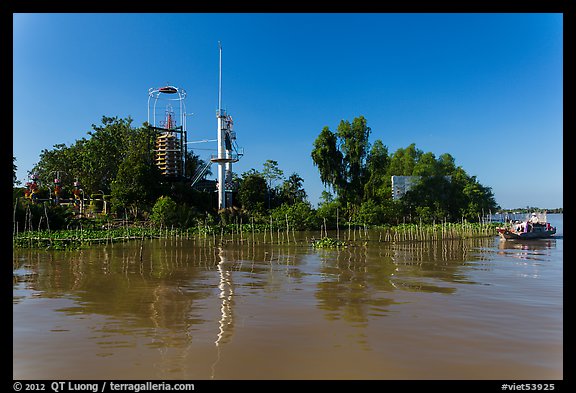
[218,41,222,113]
[211,41,242,210]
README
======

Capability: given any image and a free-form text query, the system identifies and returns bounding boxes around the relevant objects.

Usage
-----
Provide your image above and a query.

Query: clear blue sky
[13,13,563,209]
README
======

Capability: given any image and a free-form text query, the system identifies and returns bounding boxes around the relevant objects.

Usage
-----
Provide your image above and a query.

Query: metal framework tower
[148,85,188,179]
[210,42,242,210]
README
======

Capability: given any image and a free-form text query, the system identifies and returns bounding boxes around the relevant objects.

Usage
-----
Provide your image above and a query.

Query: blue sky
[12,13,563,209]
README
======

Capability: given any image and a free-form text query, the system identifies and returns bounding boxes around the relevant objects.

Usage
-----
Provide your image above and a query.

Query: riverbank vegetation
[14,114,538,250]
[13,212,501,250]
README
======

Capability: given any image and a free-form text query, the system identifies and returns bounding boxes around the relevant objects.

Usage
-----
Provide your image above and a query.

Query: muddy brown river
[13,215,563,380]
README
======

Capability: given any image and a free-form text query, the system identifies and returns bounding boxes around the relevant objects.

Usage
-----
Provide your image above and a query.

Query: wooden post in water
[277,221,281,245]
[336,208,340,240]
[270,216,273,245]
[348,218,351,241]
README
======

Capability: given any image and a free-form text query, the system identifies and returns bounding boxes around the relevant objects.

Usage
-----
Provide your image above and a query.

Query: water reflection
[497,238,556,251]
[315,246,398,326]
[13,231,562,379]
[388,237,498,292]
[211,247,235,379]
[13,237,500,326]
[215,247,235,347]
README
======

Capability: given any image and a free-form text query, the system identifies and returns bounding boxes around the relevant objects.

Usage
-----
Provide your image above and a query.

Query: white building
[391,175,451,200]
[391,176,420,200]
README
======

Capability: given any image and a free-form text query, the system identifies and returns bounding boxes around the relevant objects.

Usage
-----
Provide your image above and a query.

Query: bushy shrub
[150,196,178,227]
[270,202,319,231]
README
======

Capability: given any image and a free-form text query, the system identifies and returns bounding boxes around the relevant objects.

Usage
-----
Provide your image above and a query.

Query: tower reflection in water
[212,246,234,378]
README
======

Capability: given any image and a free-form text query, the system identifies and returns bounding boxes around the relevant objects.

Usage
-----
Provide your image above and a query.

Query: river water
[13,215,563,380]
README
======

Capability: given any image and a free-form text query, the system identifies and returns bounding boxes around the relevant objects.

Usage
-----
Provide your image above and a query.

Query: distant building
[391,176,420,200]
[391,175,451,200]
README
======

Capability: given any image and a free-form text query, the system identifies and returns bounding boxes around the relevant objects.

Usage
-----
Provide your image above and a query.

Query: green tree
[262,159,284,209]
[270,201,318,231]
[262,159,284,188]
[150,196,178,227]
[401,166,497,222]
[311,115,371,206]
[337,116,371,204]
[437,153,457,176]
[401,175,453,222]
[356,199,403,226]
[109,130,163,219]
[311,127,344,193]
[81,116,134,193]
[13,156,20,186]
[459,176,497,221]
[31,116,136,195]
[412,152,439,177]
[316,191,342,229]
[24,114,220,219]
[238,170,268,214]
[387,143,422,176]
[278,173,307,205]
[363,139,390,203]
[32,141,85,194]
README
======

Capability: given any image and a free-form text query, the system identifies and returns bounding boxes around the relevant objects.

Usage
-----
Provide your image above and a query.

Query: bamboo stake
[336,208,340,240]
[285,214,290,244]
[270,216,273,244]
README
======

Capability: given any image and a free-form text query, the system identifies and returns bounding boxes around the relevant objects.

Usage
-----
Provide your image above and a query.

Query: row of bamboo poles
[13,208,498,250]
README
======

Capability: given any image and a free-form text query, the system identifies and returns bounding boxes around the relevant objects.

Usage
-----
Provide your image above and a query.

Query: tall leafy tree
[81,116,134,193]
[311,115,371,206]
[311,126,343,191]
[337,116,371,204]
[262,159,284,188]
[401,143,422,176]
[363,139,390,203]
[262,159,284,208]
